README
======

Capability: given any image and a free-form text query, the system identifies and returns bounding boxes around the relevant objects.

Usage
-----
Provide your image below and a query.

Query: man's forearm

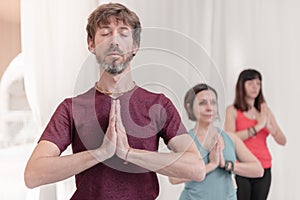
[24,148,107,188]
[126,148,205,181]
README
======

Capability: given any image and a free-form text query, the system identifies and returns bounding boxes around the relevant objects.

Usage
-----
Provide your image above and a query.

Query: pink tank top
[235,110,272,168]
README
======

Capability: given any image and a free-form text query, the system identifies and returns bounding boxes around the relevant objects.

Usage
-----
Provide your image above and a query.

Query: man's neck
[96,67,135,96]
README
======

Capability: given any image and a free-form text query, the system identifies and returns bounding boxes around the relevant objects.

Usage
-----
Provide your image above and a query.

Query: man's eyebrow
[119,26,130,30]
[99,25,110,29]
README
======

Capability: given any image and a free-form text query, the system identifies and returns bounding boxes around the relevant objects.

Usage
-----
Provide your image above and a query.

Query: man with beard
[24,3,205,200]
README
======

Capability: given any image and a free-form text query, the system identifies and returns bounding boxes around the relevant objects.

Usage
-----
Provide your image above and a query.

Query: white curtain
[21,0,99,128]
[21,0,99,199]
[21,0,300,199]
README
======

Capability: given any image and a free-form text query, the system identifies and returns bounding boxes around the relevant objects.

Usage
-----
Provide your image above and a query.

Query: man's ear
[132,43,139,56]
[87,38,95,54]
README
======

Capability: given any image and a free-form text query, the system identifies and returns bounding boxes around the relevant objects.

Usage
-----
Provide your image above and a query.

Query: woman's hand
[209,137,224,168]
[209,140,220,168]
[256,103,268,131]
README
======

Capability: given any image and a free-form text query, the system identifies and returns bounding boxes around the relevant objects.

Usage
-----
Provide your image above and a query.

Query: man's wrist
[91,148,109,163]
[123,147,132,164]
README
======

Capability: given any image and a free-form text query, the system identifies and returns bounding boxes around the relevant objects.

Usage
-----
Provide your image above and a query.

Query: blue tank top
[180,129,237,200]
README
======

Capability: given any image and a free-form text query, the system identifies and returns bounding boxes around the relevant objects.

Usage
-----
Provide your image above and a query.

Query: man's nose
[110,32,121,46]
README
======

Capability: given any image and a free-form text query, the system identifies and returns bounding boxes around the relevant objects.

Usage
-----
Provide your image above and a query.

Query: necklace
[245,111,257,119]
[247,106,257,119]
[95,81,136,96]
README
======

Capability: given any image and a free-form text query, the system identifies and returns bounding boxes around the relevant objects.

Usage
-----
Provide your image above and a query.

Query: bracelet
[123,147,132,165]
[247,128,252,137]
[224,160,234,173]
[251,126,257,136]
[247,126,257,137]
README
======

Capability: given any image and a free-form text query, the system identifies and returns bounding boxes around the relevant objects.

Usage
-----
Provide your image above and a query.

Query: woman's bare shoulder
[226,105,237,116]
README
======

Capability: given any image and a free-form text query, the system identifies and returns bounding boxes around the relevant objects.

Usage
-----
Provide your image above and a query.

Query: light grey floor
[0,144,33,199]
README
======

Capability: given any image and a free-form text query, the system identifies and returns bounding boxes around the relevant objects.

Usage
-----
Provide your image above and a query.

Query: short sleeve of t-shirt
[158,95,187,145]
[38,99,73,153]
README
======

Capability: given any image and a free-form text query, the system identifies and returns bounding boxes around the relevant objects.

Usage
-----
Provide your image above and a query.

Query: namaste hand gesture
[256,103,269,131]
[209,136,225,169]
[99,100,130,161]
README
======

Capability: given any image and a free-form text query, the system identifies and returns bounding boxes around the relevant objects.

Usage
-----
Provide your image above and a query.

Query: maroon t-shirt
[39,86,187,200]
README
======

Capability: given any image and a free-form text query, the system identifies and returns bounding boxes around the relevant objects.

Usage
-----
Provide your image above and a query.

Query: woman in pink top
[225,69,286,200]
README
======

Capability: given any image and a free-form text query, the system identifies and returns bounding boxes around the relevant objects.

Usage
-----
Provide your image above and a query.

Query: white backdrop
[21,0,300,199]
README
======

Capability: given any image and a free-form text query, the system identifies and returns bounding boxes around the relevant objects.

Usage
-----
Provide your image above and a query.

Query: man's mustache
[105,45,124,55]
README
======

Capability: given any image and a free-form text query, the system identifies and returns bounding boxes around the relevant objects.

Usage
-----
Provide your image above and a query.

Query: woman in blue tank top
[169,84,264,200]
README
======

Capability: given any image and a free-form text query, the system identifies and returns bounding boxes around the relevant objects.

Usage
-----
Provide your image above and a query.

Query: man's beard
[101,56,132,75]
[96,45,133,75]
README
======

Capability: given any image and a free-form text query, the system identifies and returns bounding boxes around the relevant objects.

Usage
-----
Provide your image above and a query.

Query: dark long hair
[184,83,218,121]
[233,69,265,112]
